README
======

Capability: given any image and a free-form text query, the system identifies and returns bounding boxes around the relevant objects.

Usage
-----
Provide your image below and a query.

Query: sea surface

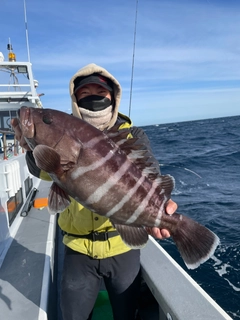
[142,115,240,320]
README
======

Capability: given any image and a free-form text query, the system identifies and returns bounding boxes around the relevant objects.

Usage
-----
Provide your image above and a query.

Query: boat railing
[0,131,24,160]
[0,61,43,109]
[0,87,38,94]
[0,60,42,160]
[0,158,22,198]
[140,237,233,320]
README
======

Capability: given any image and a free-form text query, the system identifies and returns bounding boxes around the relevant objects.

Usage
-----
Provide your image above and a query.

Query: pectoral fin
[48,182,71,214]
[33,145,63,174]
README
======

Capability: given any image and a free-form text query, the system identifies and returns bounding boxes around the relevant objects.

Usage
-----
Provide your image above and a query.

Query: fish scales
[72,131,168,227]
[18,106,220,269]
[77,145,168,227]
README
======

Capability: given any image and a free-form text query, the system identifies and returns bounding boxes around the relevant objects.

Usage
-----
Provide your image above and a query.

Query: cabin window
[24,176,33,198]
[7,188,23,226]
[0,134,3,153]
[0,110,18,131]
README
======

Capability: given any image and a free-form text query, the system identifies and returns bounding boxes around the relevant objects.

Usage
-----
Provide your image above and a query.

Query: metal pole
[23,0,31,62]
[129,0,139,118]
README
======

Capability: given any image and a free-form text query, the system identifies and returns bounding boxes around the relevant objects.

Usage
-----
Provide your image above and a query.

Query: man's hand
[146,199,177,239]
[11,118,31,151]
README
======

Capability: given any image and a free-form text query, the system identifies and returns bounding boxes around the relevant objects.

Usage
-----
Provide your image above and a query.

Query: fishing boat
[0,44,56,319]
[0,44,233,320]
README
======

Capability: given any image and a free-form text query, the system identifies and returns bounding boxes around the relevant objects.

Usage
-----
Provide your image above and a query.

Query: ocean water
[142,115,240,319]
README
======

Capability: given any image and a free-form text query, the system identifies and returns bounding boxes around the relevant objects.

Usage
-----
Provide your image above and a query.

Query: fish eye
[42,114,53,125]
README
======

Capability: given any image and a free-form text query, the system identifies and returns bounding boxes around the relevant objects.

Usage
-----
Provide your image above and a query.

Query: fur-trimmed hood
[69,63,122,129]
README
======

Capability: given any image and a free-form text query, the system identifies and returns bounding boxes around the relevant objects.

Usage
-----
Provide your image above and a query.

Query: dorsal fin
[106,125,160,180]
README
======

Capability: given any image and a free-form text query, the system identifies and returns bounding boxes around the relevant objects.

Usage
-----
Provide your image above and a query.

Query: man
[12,63,177,320]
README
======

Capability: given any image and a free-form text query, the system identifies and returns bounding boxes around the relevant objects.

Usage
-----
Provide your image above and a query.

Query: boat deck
[0,180,55,320]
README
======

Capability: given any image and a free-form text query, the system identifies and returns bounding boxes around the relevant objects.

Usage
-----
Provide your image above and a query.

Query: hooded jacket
[26,63,160,259]
[69,63,122,130]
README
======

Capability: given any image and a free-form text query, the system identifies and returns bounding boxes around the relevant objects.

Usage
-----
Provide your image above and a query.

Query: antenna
[23,0,31,62]
[7,38,13,51]
[129,0,139,118]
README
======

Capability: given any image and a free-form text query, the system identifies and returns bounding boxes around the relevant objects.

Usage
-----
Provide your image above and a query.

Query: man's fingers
[146,227,171,239]
[11,118,19,128]
[166,199,177,215]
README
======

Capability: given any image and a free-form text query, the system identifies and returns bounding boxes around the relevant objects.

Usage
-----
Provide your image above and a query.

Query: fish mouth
[18,106,35,139]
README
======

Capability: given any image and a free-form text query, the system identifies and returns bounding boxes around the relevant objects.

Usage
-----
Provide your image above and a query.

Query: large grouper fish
[18,106,219,269]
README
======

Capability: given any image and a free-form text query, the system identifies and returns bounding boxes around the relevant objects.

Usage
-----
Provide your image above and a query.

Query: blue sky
[0,0,239,126]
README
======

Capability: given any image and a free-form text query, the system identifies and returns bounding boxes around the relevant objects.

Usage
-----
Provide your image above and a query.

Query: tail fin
[171,214,220,269]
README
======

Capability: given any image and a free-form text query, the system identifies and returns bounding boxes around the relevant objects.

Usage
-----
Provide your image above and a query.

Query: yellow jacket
[58,201,131,259]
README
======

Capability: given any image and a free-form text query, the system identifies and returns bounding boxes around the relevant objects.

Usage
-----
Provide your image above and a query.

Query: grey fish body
[18,106,220,269]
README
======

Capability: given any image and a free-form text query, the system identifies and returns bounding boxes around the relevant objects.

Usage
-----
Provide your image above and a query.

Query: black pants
[60,247,141,320]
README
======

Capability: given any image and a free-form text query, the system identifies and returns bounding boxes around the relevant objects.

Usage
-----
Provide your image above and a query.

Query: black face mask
[77,95,112,111]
